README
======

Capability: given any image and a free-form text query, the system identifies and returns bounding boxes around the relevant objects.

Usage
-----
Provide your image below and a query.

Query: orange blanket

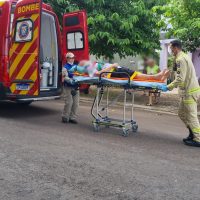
[73,73,165,83]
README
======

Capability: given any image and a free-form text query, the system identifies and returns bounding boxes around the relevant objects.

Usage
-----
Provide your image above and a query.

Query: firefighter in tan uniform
[167,40,200,147]
[62,53,79,124]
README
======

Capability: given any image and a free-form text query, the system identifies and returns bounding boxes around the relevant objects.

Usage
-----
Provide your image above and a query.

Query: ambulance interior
[40,11,58,90]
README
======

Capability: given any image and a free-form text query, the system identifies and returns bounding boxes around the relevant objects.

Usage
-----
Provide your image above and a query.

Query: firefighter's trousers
[62,87,79,120]
[178,95,200,142]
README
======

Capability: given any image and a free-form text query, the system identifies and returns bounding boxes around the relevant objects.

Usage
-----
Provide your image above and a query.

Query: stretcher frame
[73,72,165,136]
[91,72,138,136]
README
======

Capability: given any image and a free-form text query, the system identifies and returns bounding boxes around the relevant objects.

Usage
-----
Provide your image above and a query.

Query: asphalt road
[0,100,199,200]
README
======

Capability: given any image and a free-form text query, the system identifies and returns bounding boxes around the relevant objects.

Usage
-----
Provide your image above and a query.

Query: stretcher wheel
[132,124,138,133]
[122,128,129,137]
[93,123,100,132]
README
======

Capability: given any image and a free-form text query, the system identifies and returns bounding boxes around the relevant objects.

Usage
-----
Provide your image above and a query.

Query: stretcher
[73,72,167,136]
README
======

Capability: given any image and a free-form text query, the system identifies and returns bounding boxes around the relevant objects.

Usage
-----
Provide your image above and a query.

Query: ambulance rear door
[9,0,42,96]
[62,10,89,63]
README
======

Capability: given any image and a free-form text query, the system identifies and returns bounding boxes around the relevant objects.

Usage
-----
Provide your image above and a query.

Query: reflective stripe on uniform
[192,128,200,134]
[188,87,200,95]
[183,99,195,105]
[177,82,185,87]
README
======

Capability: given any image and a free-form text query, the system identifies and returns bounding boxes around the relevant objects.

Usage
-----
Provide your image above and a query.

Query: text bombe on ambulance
[17,3,39,14]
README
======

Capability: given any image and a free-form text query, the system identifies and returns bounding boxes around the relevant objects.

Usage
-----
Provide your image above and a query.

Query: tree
[156,0,200,52]
[44,0,163,59]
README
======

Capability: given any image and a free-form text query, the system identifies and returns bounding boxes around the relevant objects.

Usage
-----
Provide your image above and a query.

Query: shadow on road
[0,101,58,119]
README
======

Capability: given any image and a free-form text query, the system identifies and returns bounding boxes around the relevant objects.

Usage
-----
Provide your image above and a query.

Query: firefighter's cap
[66,52,75,59]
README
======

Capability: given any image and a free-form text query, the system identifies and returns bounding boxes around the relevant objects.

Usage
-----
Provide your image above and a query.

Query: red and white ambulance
[0,0,89,104]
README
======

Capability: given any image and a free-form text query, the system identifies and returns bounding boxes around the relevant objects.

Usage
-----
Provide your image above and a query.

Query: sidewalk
[80,87,200,116]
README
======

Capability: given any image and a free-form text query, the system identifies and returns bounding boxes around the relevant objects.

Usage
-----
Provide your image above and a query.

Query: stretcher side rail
[98,71,132,89]
[73,76,166,92]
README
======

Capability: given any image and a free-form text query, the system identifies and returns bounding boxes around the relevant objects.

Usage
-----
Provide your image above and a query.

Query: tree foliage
[44,0,163,59]
[155,0,200,52]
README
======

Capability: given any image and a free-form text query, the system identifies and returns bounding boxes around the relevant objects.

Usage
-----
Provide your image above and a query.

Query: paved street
[0,100,199,200]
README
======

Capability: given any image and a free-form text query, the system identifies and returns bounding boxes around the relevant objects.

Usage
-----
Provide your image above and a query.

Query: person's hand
[64,79,77,86]
[70,79,78,86]
[161,85,168,92]
[71,89,77,96]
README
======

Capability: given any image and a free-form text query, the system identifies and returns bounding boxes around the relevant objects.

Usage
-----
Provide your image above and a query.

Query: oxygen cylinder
[48,62,54,86]
[41,62,50,88]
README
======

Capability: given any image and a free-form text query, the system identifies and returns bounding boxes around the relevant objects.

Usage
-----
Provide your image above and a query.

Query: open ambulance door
[9,0,42,96]
[62,10,89,63]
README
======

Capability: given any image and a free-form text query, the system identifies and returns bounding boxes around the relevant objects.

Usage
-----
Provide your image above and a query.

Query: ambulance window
[15,19,33,43]
[75,32,84,49]
[65,16,79,27]
[67,31,84,50]
[67,33,75,49]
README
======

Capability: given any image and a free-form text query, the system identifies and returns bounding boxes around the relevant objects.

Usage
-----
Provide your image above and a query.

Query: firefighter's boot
[184,139,200,147]
[183,128,194,143]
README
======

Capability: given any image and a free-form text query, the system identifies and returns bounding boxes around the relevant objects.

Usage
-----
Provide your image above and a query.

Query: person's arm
[95,63,118,76]
[68,65,77,73]
[167,58,187,90]
[62,67,71,82]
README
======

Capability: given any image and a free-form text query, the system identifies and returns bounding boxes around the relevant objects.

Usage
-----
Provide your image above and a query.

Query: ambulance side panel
[63,10,89,63]
[9,0,42,96]
[0,1,9,84]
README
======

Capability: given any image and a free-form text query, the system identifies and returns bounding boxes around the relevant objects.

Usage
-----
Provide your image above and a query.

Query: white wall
[159,39,174,70]
[192,49,200,78]
[159,40,200,78]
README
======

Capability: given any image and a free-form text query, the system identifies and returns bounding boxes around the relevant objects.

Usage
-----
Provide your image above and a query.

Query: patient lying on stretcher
[69,61,170,82]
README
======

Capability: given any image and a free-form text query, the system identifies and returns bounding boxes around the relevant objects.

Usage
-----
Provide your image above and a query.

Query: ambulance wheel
[122,128,129,137]
[93,123,100,132]
[17,101,33,106]
[132,124,138,133]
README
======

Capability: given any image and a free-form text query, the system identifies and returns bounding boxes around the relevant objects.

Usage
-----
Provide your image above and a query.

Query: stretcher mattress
[73,76,167,91]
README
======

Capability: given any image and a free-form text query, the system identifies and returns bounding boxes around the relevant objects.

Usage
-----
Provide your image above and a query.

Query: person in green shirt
[146,59,160,75]
[145,59,161,106]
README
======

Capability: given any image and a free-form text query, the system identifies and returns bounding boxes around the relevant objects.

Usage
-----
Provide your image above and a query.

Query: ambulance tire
[17,101,33,106]
[0,83,6,100]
